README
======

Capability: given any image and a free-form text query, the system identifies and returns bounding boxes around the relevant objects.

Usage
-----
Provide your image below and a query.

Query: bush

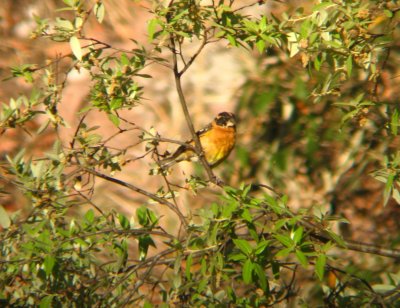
[1,0,400,306]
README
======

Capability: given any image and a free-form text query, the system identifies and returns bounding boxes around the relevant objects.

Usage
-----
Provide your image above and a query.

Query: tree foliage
[1,0,400,306]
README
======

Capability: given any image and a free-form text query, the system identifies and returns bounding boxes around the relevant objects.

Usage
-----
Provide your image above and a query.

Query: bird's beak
[226,119,236,127]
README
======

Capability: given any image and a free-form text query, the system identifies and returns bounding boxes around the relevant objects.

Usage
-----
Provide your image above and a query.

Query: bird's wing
[159,122,213,168]
[196,122,213,137]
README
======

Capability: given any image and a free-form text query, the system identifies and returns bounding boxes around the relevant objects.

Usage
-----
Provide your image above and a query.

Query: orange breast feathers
[198,124,236,167]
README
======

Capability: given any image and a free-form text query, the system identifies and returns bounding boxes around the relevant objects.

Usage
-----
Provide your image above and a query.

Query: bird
[160,112,236,169]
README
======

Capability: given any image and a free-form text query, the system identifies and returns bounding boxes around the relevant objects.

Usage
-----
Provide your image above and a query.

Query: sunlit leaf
[94,2,105,23]
[148,19,159,41]
[70,36,82,60]
[0,205,11,228]
[383,173,394,206]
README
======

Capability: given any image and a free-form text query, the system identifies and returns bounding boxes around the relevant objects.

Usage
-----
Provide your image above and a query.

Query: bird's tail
[158,156,178,169]
[158,145,188,170]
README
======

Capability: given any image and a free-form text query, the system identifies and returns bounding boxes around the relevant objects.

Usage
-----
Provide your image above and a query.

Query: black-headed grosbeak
[160,112,236,169]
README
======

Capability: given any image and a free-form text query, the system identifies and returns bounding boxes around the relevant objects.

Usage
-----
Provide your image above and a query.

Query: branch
[169,35,219,184]
[299,216,400,259]
[179,32,208,76]
[83,167,188,228]
[256,185,400,259]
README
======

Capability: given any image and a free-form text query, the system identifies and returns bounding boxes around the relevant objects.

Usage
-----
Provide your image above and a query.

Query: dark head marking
[215,112,236,127]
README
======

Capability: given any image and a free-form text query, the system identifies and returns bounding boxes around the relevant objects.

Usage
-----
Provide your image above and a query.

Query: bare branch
[169,35,219,184]
[179,32,208,76]
[83,167,188,228]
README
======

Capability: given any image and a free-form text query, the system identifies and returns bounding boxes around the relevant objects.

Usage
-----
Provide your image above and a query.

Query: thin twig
[82,167,188,228]
[179,32,208,76]
[164,1,219,184]
[299,215,400,258]
[257,184,400,258]
[169,37,218,184]
[70,113,89,149]
[153,146,180,213]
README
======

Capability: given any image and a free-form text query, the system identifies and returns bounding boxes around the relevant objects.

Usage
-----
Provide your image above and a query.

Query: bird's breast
[201,127,236,166]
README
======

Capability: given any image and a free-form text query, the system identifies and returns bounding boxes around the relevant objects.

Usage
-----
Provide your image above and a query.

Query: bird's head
[215,112,236,128]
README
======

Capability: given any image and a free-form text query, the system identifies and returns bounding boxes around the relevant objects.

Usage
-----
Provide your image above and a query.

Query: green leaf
[43,255,56,276]
[147,208,158,225]
[200,257,207,276]
[148,19,159,41]
[253,263,268,291]
[274,234,293,248]
[110,98,123,110]
[118,213,130,230]
[229,253,247,261]
[143,301,153,308]
[70,36,82,60]
[40,295,54,308]
[0,205,11,228]
[63,0,75,7]
[295,250,308,267]
[254,240,270,255]
[84,209,95,224]
[108,113,120,126]
[313,1,335,12]
[120,53,130,66]
[340,109,359,126]
[384,173,394,206]
[198,279,207,293]
[315,254,326,281]
[23,71,34,83]
[233,239,252,255]
[138,235,156,261]
[292,227,304,244]
[242,259,253,284]
[309,32,319,44]
[241,208,252,222]
[300,18,312,38]
[94,2,105,23]
[275,247,292,258]
[383,10,393,18]
[137,206,148,226]
[226,34,237,47]
[136,206,157,227]
[259,16,268,32]
[256,39,266,53]
[241,183,252,197]
[346,56,352,78]
[325,230,346,247]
